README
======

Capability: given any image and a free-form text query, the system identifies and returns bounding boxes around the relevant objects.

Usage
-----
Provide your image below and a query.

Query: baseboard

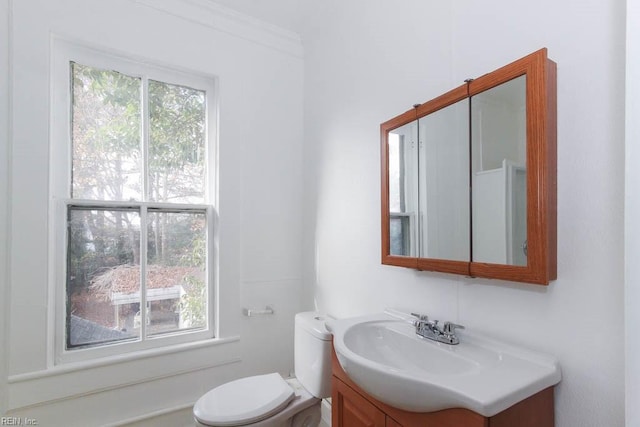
[113,396,332,427]
[108,403,194,427]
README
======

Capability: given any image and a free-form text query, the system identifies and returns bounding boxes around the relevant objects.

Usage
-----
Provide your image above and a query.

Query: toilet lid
[194,373,295,426]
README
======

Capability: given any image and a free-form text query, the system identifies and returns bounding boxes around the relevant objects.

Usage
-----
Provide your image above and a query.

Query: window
[52,41,216,361]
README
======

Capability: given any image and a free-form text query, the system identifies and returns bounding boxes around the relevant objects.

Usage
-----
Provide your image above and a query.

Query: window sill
[9,335,239,384]
[7,336,240,411]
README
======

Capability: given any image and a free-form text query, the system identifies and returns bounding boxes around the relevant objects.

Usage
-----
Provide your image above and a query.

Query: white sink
[327,311,561,416]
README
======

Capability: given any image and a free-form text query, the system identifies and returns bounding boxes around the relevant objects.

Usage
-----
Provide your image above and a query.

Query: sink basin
[327,311,561,416]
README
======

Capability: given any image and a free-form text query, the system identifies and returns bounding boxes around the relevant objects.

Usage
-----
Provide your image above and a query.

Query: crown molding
[132,0,303,58]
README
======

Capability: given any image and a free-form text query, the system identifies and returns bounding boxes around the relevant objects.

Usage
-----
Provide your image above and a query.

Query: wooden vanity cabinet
[331,349,554,427]
[333,378,386,427]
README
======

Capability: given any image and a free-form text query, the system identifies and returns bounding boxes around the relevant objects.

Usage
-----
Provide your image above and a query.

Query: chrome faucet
[411,313,464,345]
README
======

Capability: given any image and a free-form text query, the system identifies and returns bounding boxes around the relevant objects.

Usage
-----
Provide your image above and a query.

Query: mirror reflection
[388,121,418,257]
[471,75,527,266]
[387,99,470,261]
[418,99,469,261]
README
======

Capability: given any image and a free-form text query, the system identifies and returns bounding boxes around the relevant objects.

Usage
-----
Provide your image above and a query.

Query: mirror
[418,99,470,262]
[381,49,556,285]
[471,75,526,266]
[388,120,418,257]
[386,100,469,261]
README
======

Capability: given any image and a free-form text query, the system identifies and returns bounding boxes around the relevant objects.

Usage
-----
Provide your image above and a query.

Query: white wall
[4,0,305,424]
[302,1,626,426]
[626,0,640,425]
[204,0,301,34]
[0,0,10,417]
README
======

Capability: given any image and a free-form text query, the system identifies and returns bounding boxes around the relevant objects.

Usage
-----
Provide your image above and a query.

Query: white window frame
[50,39,218,364]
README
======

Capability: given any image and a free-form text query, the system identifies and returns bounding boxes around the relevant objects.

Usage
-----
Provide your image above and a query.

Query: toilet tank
[294,312,332,398]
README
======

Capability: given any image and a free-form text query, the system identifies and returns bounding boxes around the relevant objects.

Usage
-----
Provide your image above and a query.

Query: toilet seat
[194,373,295,426]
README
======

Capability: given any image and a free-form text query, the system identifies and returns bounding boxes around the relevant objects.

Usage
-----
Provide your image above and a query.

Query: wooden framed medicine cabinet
[381,48,557,285]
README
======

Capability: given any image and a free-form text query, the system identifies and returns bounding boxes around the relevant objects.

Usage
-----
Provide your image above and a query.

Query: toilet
[193,312,332,427]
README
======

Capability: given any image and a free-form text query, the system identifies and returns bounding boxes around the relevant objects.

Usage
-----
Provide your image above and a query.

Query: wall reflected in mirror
[418,99,469,262]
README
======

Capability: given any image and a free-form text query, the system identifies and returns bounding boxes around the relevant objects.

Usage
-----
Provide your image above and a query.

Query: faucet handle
[411,313,429,321]
[443,322,464,334]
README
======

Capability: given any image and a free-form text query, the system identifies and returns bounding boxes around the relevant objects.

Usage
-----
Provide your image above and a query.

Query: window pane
[149,80,206,204]
[72,63,142,201]
[388,132,402,213]
[67,208,141,349]
[146,210,207,336]
[390,216,411,256]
